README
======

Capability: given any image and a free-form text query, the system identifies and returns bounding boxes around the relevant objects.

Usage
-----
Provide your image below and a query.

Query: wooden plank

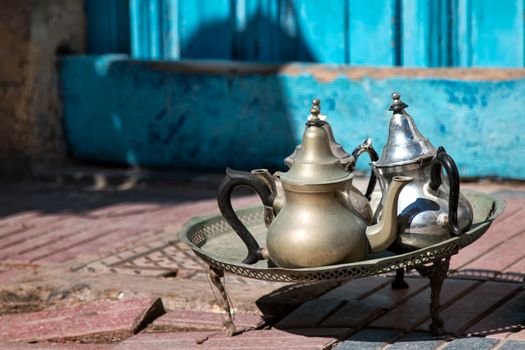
[233,0,280,62]
[277,0,301,62]
[178,0,233,59]
[86,0,131,54]
[130,0,150,58]
[293,0,347,63]
[469,0,524,67]
[147,0,162,59]
[349,0,397,65]
[401,0,451,67]
[452,0,472,66]
[401,0,432,67]
[162,0,180,59]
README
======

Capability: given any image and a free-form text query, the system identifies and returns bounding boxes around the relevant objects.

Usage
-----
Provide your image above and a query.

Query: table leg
[208,265,236,336]
[415,257,450,336]
[391,268,409,289]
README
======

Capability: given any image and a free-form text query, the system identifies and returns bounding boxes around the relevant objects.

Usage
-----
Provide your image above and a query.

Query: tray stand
[180,190,504,337]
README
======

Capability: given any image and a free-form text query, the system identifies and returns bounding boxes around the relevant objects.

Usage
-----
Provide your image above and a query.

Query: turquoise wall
[59,56,525,179]
[87,0,525,67]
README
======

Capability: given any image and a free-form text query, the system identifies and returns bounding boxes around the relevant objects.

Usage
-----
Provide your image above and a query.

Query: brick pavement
[0,177,524,349]
[0,298,164,343]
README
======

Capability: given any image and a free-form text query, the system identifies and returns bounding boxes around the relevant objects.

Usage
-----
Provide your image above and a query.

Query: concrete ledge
[59,56,525,179]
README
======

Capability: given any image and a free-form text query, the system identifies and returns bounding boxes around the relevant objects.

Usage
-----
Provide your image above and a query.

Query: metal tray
[179,190,504,283]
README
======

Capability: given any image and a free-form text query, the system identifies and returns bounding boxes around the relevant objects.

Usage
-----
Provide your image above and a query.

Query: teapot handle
[351,138,379,200]
[217,168,274,264]
[429,146,461,236]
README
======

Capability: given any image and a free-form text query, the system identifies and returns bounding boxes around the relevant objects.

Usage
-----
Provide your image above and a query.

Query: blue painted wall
[76,1,525,179]
[86,0,131,54]
[59,56,525,179]
[86,0,525,67]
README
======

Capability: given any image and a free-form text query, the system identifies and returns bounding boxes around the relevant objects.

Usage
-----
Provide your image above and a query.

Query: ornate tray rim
[179,190,505,282]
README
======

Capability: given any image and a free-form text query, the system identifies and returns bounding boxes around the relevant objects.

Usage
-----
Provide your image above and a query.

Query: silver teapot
[373,93,473,252]
[217,101,412,268]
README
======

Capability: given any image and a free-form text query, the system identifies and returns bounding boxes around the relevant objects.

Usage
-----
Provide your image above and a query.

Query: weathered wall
[59,57,525,179]
[0,0,85,179]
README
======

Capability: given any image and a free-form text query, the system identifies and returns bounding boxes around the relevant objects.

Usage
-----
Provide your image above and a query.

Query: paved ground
[0,168,524,349]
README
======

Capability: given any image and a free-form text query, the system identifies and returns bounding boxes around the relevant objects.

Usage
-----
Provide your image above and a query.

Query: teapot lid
[284,100,352,168]
[375,92,436,168]
[280,101,352,185]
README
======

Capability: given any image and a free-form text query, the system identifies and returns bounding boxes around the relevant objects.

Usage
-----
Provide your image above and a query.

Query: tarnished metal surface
[216,101,411,268]
[179,190,504,283]
[375,92,436,168]
[373,93,474,251]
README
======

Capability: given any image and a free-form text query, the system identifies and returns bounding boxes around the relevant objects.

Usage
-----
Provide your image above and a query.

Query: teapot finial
[308,99,324,126]
[310,99,321,118]
[389,92,409,112]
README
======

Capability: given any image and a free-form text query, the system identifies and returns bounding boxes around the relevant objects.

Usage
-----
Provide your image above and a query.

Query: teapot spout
[366,176,413,252]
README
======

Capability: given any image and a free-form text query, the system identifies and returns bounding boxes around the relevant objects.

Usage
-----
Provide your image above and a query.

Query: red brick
[0,212,39,226]
[10,226,119,262]
[0,298,164,343]
[450,208,525,270]
[506,329,525,341]
[503,256,525,281]
[321,300,384,328]
[18,214,74,232]
[415,281,521,334]
[114,331,217,349]
[283,327,355,339]
[496,199,525,222]
[0,217,91,259]
[0,221,94,261]
[0,343,113,349]
[467,290,525,337]
[370,279,477,330]
[41,228,151,263]
[360,277,429,309]
[487,332,511,340]
[319,276,390,301]
[115,330,334,350]
[10,218,150,263]
[275,298,346,329]
[0,225,27,239]
[198,330,334,349]
[87,203,163,218]
[460,231,525,273]
[147,309,264,332]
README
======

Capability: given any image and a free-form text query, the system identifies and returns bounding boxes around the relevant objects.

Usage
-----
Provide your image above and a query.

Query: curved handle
[217,168,274,264]
[351,138,379,200]
[429,146,461,236]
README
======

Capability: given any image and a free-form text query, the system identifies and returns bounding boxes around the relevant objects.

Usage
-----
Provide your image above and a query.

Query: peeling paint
[59,56,525,179]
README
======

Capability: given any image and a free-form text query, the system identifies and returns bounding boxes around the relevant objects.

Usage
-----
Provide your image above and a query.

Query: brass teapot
[217,101,412,268]
[372,93,474,252]
[283,100,379,224]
